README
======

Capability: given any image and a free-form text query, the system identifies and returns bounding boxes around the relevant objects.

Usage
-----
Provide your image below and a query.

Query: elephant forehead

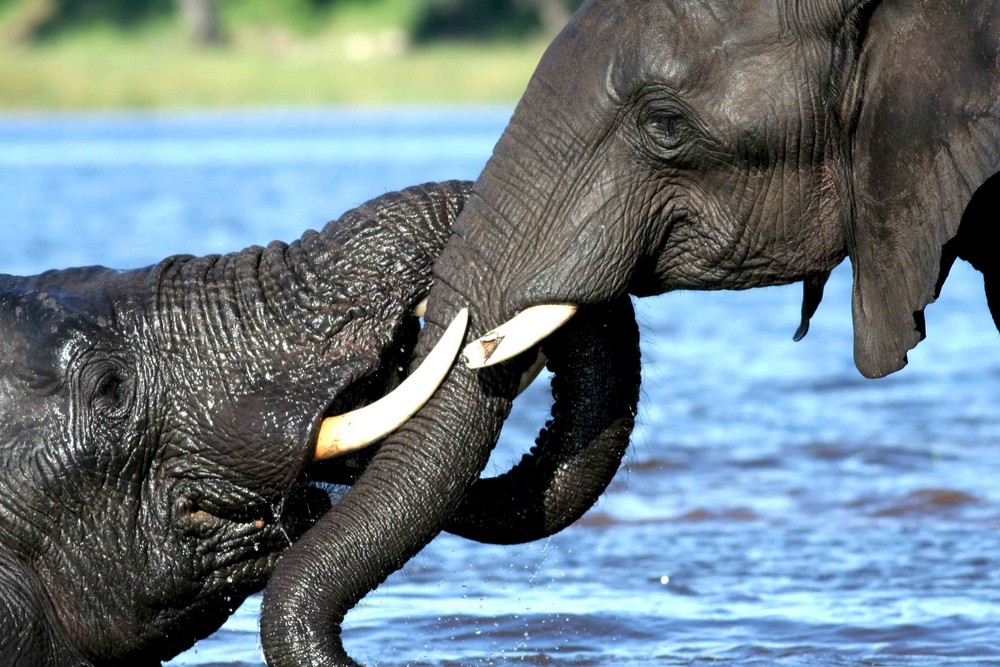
[692,45,818,131]
[0,269,149,384]
[562,1,802,104]
[583,0,781,34]
[0,287,91,388]
[0,268,149,340]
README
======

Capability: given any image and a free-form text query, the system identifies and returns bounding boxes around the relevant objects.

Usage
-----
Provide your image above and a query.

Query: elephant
[0,180,501,666]
[258,0,1000,665]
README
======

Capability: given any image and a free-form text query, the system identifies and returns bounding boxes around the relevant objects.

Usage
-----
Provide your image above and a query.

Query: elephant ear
[842,0,1000,378]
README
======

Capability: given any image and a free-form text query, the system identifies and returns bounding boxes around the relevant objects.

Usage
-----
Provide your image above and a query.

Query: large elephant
[260,0,1000,665]
[0,181,492,666]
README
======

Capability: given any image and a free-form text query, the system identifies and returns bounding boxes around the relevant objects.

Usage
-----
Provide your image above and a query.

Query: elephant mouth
[174,495,274,534]
[169,304,464,545]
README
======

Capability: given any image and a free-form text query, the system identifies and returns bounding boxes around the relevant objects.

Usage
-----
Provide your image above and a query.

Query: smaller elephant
[0,181,481,666]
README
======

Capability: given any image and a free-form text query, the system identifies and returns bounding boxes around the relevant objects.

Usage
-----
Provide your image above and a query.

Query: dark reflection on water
[1,110,998,666]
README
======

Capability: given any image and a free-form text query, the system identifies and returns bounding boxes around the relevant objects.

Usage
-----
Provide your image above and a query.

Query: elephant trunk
[430,103,644,542]
[259,182,641,662]
[148,181,474,491]
[151,181,472,376]
[259,370,510,666]
[259,231,525,666]
[446,296,640,544]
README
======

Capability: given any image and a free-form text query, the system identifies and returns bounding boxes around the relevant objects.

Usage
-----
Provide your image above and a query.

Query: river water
[1,109,998,666]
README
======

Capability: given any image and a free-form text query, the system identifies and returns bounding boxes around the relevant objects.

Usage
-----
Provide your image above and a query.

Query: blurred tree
[415,0,583,41]
[534,0,572,34]
[0,0,56,44]
[0,0,333,44]
[0,0,578,46]
[176,0,223,45]
[1,0,173,41]
[214,0,336,33]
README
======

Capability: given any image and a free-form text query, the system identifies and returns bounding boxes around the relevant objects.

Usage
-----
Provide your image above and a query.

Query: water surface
[1,109,998,666]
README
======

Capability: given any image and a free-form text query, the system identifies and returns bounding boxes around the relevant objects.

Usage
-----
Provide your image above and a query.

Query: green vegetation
[0,0,581,109]
[0,35,550,108]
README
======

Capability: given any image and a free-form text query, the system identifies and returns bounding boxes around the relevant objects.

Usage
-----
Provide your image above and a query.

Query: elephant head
[448,0,999,378]
[0,182,481,665]
[261,0,1000,664]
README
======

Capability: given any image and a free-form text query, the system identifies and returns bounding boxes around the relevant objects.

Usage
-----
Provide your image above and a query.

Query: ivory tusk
[462,304,577,369]
[315,308,469,460]
[516,351,548,396]
[411,297,429,319]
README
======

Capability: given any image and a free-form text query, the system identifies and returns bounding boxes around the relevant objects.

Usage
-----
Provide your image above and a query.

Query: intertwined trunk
[446,296,639,544]
[260,164,641,664]
[154,182,470,355]
[260,225,525,666]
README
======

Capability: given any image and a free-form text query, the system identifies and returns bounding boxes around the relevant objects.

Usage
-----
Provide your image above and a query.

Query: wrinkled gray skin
[261,0,1000,665]
[0,182,479,666]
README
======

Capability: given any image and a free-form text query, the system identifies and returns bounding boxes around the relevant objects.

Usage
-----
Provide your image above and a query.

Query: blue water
[2,109,999,666]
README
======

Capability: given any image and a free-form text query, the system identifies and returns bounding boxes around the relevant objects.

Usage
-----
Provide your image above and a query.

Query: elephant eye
[83,359,133,417]
[641,108,687,153]
[68,353,137,450]
[95,372,123,408]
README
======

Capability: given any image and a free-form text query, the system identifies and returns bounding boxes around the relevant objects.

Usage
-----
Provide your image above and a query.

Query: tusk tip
[462,333,504,369]
[463,304,577,369]
[315,307,469,460]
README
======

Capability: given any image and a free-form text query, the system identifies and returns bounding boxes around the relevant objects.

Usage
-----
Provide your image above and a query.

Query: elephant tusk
[315,308,469,460]
[516,351,548,395]
[462,304,577,369]
[411,297,429,318]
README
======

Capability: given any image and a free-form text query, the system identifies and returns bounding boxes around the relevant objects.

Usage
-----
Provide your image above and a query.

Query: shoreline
[0,102,517,119]
[0,36,547,110]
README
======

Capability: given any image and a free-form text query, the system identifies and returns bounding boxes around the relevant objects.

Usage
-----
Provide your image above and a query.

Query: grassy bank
[0,0,553,110]
[0,32,547,109]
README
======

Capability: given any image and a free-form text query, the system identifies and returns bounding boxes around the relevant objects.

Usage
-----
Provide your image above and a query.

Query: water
[1,109,998,666]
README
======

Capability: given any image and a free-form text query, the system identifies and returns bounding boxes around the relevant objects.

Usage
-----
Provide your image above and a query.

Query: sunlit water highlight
[1,109,998,666]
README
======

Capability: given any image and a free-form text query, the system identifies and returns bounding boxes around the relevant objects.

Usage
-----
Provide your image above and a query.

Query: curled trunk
[446,296,639,543]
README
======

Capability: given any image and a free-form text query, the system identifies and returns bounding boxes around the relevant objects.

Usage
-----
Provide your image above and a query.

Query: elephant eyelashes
[84,361,133,416]
[640,108,687,153]
[95,373,123,408]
